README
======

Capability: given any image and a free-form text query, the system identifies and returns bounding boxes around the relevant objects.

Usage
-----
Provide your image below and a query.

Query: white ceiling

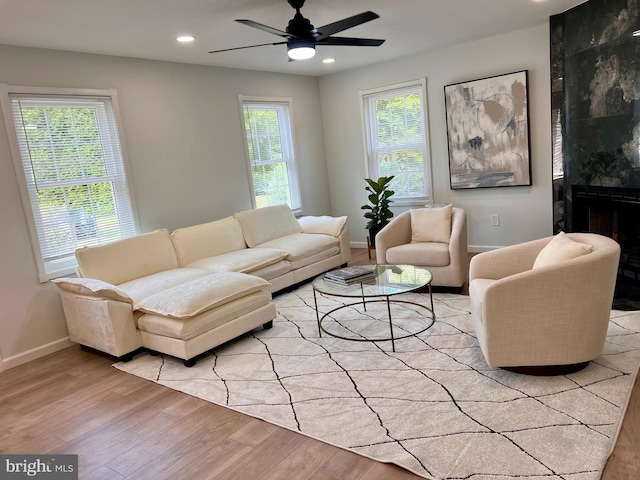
[0,0,586,77]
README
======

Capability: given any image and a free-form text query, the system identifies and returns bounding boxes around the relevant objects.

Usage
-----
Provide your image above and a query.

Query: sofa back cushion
[171,216,247,266]
[234,205,302,247]
[76,229,178,285]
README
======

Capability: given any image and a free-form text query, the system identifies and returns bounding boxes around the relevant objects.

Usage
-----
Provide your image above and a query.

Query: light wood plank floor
[0,248,637,479]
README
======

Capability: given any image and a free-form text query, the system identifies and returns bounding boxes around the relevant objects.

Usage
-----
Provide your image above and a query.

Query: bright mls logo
[1,455,78,479]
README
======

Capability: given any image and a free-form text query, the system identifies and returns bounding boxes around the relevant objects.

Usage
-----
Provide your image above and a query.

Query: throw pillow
[410,205,453,244]
[533,232,593,269]
[298,215,347,237]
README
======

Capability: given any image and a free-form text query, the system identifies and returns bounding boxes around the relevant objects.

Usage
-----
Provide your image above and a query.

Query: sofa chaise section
[54,228,276,366]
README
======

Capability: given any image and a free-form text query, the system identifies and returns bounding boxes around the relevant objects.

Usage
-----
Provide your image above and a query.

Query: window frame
[360,79,433,205]
[0,84,139,282]
[237,95,302,214]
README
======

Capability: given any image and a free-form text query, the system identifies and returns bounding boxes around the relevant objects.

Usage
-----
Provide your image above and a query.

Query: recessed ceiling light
[633,30,640,37]
[176,35,195,43]
[323,58,336,64]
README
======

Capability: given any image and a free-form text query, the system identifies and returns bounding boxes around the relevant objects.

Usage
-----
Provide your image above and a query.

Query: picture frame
[444,70,531,189]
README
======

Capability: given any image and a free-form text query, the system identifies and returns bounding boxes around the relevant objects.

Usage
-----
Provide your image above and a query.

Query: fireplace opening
[572,185,640,310]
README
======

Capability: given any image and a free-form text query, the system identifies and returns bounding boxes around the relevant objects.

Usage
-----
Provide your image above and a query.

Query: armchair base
[503,361,590,376]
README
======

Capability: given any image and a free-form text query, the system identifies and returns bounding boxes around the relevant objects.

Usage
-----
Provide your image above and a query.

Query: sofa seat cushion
[137,291,272,340]
[246,260,292,280]
[171,216,247,267]
[385,243,450,267]
[135,272,270,319]
[118,268,210,305]
[186,247,288,273]
[255,233,340,267]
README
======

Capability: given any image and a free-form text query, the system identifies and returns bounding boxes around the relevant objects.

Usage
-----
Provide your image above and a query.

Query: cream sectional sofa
[53,205,350,366]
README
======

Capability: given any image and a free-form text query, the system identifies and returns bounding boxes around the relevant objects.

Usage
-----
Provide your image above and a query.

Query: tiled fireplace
[551,0,640,309]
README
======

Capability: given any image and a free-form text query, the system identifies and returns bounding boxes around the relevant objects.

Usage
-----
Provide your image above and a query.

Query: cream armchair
[375,206,468,287]
[469,232,620,373]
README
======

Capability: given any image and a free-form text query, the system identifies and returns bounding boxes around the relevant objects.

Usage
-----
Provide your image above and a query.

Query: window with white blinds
[362,80,432,202]
[239,96,301,212]
[0,86,138,281]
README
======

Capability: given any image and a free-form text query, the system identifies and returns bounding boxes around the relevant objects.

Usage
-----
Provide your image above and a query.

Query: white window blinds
[4,91,137,281]
[362,81,431,201]
[240,97,301,211]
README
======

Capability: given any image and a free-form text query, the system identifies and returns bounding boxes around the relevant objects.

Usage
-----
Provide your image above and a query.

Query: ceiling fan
[209,0,385,60]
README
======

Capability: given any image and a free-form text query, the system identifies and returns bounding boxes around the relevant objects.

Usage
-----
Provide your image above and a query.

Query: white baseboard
[1,337,74,370]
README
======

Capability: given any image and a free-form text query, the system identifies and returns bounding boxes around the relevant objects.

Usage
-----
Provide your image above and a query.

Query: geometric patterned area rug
[114,284,640,480]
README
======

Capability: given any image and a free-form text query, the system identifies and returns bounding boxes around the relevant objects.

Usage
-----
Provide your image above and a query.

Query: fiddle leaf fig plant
[361,175,395,235]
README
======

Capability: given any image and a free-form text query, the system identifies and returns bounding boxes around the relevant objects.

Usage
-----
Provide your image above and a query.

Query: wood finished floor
[0,248,638,479]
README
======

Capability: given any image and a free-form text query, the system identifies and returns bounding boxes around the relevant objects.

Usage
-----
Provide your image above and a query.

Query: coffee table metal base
[313,290,435,352]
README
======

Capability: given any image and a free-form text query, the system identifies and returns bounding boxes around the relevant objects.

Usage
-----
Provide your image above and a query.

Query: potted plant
[361,175,395,247]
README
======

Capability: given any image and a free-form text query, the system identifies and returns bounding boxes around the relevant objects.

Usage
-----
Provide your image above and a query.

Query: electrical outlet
[491,214,500,226]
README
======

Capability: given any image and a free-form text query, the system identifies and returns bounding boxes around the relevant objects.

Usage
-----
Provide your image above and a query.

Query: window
[0,86,138,281]
[552,109,564,180]
[362,80,432,203]
[239,96,301,212]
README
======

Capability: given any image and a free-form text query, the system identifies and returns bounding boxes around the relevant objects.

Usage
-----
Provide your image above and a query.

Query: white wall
[319,24,554,251]
[0,45,330,367]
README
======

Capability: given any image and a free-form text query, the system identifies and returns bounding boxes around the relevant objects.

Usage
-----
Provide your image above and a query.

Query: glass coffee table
[312,264,435,352]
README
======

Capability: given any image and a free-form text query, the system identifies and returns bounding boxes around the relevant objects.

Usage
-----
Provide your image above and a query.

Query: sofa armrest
[59,291,141,357]
[469,237,550,282]
[337,224,351,264]
[52,277,133,304]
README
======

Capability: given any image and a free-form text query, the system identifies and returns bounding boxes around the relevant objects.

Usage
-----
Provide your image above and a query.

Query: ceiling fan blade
[317,37,385,47]
[209,41,287,54]
[236,19,293,38]
[314,11,379,40]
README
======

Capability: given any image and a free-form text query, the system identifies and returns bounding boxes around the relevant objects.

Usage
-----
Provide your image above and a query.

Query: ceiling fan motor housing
[287,13,315,37]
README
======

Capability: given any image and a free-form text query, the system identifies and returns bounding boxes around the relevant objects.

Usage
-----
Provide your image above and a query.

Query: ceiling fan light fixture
[209,4,384,62]
[287,38,316,60]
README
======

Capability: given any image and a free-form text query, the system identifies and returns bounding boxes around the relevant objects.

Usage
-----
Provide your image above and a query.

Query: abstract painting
[444,70,531,189]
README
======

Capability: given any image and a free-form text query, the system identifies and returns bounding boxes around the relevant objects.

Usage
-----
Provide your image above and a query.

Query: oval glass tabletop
[312,264,432,298]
